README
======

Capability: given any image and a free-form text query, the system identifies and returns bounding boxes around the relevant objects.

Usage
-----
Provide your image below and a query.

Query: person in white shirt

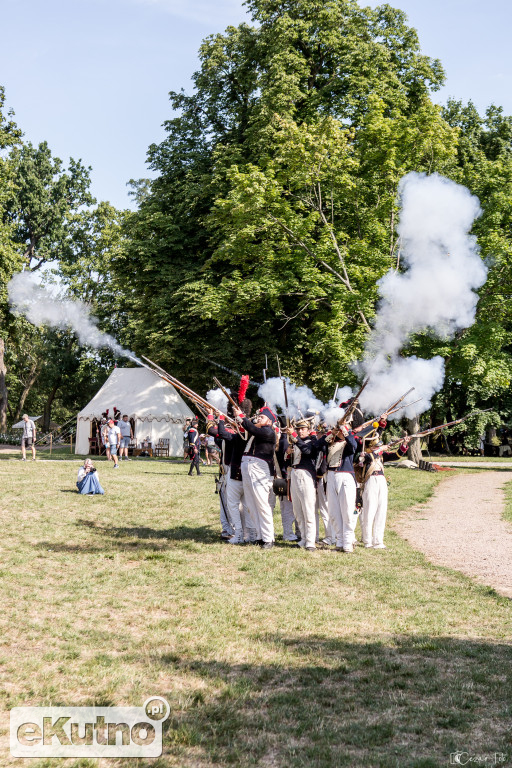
[107,419,121,468]
[21,414,37,461]
[118,415,133,461]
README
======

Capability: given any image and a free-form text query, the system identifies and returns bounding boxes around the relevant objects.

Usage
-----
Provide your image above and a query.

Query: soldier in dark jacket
[234,405,278,550]
[186,420,201,476]
[286,419,319,551]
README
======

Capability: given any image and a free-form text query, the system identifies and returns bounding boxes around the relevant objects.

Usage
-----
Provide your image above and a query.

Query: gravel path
[434,461,512,469]
[394,471,512,599]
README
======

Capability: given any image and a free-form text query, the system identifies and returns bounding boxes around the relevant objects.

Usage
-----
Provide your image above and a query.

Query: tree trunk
[14,360,40,422]
[0,339,8,432]
[406,416,422,464]
[43,381,61,432]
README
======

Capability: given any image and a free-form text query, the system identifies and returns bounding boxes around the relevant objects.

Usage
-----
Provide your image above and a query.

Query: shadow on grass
[146,634,512,768]
[33,520,221,554]
[141,470,218,476]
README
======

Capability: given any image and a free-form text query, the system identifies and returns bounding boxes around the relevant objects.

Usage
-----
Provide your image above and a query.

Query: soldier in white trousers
[206,415,234,539]
[235,406,279,550]
[210,406,258,545]
[316,475,334,545]
[358,437,409,549]
[286,419,319,552]
[280,492,298,541]
[316,425,359,552]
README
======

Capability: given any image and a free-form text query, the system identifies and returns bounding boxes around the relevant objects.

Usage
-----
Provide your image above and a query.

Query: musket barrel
[141,356,239,429]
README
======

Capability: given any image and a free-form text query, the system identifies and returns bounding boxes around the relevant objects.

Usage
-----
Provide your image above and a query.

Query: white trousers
[326,471,357,549]
[219,467,233,534]
[290,469,317,548]
[241,456,274,543]
[316,479,333,541]
[279,496,296,539]
[361,474,388,547]
[226,474,248,535]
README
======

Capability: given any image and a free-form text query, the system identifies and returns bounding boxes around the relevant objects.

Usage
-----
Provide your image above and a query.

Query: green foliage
[7,140,95,269]
[119,0,460,397]
[0,86,23,326]
[0,95,124,429]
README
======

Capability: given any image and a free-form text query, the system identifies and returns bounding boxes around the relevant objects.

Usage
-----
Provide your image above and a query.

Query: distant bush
[0,433,20,445]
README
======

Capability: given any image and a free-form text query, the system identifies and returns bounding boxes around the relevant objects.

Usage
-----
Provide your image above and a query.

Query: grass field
[0,457,511,767]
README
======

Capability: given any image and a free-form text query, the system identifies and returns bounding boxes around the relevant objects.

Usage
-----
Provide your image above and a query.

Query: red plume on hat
[238,375,250,405]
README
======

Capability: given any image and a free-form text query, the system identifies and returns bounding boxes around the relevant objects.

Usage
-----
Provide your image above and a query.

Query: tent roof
[12,416,42,429]
[77,367,195,423]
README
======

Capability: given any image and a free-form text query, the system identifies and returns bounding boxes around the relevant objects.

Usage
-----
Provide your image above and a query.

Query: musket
[141,355,239,431]
[276,355,291,427]
[378,409,492,453]
[338,377,369,426]
[354,387,416,432]
[213,376,240,413]
[384,387,415,415]
[385,397,423,418]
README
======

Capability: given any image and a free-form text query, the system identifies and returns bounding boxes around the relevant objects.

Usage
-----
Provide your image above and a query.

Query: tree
[119,0,458,398]
[0,86,23,430]
[7,140,94,270]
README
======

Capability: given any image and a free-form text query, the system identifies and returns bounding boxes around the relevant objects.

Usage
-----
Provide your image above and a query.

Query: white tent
[75,367,195,456]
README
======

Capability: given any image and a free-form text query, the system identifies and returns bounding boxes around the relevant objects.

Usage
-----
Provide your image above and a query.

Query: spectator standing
[21,414,37,461]
[118,415,133,461]
[100,419,110,460]
[206,432,220,466]
[107,419,121,468]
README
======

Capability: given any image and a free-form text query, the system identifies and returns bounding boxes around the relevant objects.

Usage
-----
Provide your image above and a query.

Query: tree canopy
[1,0,512,441]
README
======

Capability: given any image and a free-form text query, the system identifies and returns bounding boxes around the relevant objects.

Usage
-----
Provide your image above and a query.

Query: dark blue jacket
[316,431,358,477]
[289,435,318,484]
[241,416,276,474]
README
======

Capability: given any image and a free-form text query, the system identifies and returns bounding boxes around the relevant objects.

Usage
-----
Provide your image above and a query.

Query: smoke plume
[206,387,229,413]
[257,377,352,426]
[359,172,487,419]
[8,272,141,364]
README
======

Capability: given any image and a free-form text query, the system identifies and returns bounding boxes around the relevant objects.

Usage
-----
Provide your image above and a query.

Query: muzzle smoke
[206,388,229,413]
[8,272,141,365]
[358,172,487,419]
[257,377,352,426]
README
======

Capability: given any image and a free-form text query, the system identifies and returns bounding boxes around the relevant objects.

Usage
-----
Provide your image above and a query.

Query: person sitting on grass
[77,459,105,495]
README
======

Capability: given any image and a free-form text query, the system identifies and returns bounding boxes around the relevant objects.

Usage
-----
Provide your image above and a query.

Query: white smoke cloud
[258,377,326,421]
[359,172,487,419]
[321,387,353,427]
[258,378,353,426]
[206,387,229,412]
[8,272,141,364]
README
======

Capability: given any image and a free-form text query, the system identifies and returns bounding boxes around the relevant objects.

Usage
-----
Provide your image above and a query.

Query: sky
[1,0,511,211]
